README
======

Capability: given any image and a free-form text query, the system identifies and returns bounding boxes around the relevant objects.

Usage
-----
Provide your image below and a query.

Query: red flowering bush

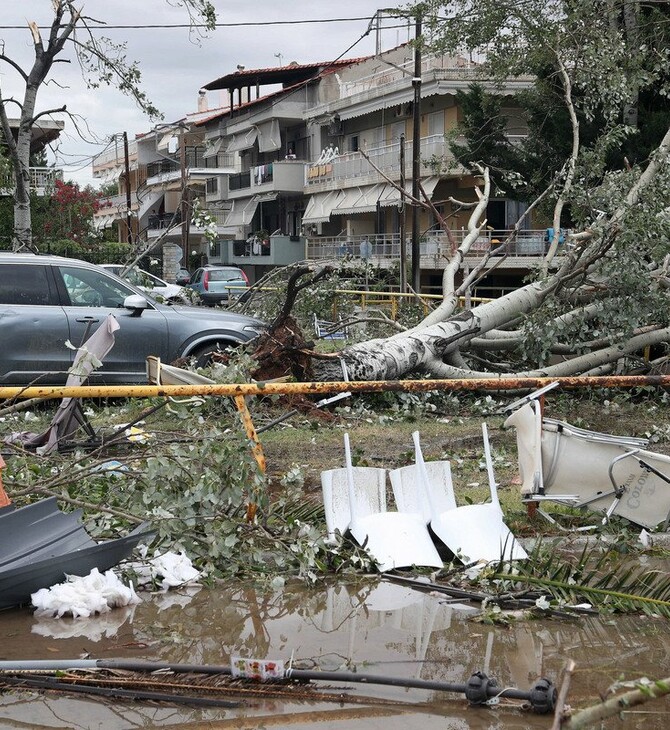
[43,180,102,246]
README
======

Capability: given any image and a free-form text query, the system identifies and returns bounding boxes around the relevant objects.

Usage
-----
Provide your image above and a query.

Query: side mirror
[123,294,149,314]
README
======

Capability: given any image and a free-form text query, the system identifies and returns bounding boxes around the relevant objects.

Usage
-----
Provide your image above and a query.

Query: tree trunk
[312,282,548,381]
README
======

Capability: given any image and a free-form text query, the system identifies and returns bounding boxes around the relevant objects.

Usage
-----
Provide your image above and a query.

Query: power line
[0,16,410,30]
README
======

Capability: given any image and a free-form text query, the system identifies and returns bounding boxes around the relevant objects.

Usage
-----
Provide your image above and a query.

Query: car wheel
[191,342,233,368]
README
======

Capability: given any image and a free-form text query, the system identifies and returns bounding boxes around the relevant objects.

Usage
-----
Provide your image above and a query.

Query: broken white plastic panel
[411,430,527,564]
[505,401,670,529]
[321,465,387,542]
[342,433,443,572]
[389,459,456,523]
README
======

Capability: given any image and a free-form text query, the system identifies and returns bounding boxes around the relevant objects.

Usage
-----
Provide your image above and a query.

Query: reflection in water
[0,579,668,728]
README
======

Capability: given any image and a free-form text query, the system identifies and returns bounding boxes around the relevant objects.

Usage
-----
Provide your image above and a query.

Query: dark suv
[0,253,265,385]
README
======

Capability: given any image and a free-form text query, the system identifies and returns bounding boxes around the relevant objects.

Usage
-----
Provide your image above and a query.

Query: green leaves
[496,541,670,618]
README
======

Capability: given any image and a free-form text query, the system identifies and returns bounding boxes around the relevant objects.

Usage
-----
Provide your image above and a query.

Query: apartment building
[93,43,543,294]
[195,45,540,293]
[92,107,235,278]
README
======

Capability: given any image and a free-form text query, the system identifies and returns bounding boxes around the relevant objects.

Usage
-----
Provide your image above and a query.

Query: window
[428,111,445,137]
[58,266,137,308]
[0,264,53,305]
[349,135,359,152]
[206,177,218,194]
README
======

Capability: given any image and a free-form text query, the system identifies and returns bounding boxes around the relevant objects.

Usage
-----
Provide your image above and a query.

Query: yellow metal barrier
[1,375,669,402]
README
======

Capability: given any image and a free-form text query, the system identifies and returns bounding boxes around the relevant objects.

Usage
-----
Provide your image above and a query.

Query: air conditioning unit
[394,102,413,119]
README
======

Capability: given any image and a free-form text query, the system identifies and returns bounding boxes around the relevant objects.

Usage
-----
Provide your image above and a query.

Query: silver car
[100,264,188,303]
[0,253,265,385]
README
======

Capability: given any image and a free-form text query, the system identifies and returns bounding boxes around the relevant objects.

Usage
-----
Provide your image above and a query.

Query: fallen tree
[252,0,670,383]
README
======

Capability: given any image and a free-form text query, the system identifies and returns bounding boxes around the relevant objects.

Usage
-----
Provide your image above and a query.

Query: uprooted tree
[256,0,670,383]
[0,0,216,251]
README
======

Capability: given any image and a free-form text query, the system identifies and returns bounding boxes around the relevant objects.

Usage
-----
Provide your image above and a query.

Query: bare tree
[0,0,215,251]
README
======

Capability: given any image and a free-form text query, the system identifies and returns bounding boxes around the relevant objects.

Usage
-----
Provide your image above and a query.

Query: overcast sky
[2,2,412,186]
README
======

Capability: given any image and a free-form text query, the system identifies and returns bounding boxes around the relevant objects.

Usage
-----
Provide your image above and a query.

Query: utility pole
[410,13,422,292]
[180,125,189,266]
[122,132,133,245]
[399,133,407,293]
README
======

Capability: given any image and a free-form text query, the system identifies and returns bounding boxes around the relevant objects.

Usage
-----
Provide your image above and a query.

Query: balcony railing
[229,170,252,191]
[306,230,560,262]
[148,212,182,230]
[146,159,180,178]
[0,166,63,195]
[305,135,455,188]
[340,54,485,98]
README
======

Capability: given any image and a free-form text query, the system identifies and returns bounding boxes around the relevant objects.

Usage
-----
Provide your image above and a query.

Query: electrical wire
[0,17,413,31]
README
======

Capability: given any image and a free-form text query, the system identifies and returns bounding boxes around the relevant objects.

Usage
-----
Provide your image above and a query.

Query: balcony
[305,135,459,192]
[146,212,182,237]
[306,230,561,268]
[0,166,63,197]
[224,234,306,267]
[338,54,486,100]
[145,159,180,186]
[144,147,238,186]
[227,160,305,199]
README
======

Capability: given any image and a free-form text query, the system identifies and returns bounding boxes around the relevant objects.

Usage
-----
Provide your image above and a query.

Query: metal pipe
[0,658,555,712]
[2,375,670,402]
[0,674,240,708]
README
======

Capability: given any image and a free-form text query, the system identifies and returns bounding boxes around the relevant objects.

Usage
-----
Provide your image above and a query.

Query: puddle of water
[0,579,668,729]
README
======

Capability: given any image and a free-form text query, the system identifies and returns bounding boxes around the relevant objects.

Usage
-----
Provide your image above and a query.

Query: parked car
[186,265,249,306]
[176,267,191,285]
[0,253,266,385]
[100,264,187,303]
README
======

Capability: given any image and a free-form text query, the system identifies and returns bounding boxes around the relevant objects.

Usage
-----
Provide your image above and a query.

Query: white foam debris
[129,549,201,591]
[31,568,140,619]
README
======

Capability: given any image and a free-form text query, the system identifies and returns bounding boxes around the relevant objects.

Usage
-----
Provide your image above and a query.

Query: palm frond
[494,540,670,617]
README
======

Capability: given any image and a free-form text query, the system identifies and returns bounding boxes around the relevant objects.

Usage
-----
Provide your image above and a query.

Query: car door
[54,263,171,383]
[0,262,71,384]
[189,268,204,294]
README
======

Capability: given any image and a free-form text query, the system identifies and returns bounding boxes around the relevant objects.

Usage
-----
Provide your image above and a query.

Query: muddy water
[0,579,669,729]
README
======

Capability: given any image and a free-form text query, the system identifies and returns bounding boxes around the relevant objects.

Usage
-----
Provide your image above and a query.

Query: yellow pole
[233,394,265,523]
[2,375,670,402]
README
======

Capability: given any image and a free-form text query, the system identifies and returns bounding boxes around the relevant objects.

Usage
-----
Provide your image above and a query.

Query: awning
[257,119,281,153]
[226,128,258,153]
[157,131,178,152]
[351,183,386,214]
[302,190,340,224]
[331,187,368,216]
[223,198,259,228]
[377,176,440,207]
[202,137,223,159]
[93,214,116,231]
[222,193,276,228]
[254,192,278,204]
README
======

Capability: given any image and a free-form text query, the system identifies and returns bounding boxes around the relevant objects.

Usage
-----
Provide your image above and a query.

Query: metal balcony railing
[148,212,182,230]
[305,135,455,187]
[0,166,63,195]
[306,230,560,262]
[146,159,180,178]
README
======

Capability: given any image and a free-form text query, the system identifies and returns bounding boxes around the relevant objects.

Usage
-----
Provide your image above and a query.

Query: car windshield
[209,270,244,282]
